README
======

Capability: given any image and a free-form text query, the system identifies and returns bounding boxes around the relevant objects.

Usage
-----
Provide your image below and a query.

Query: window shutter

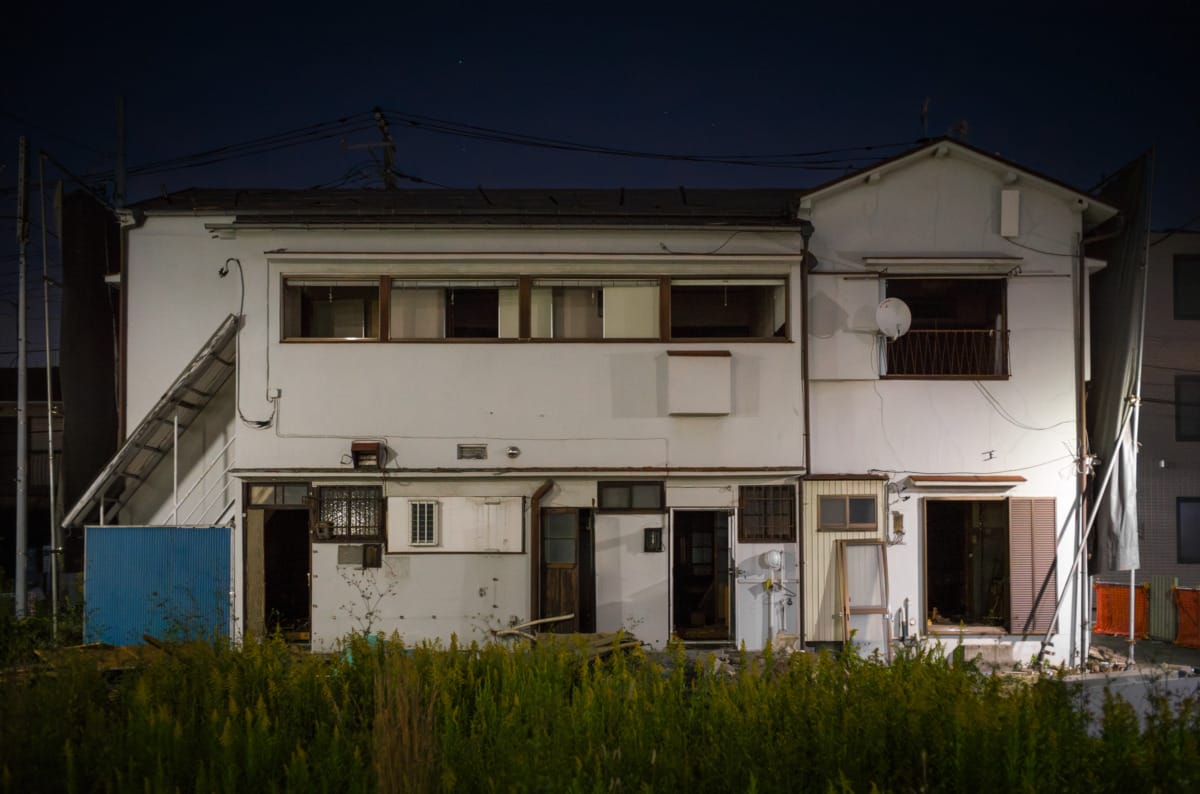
[1009,497,1057,636]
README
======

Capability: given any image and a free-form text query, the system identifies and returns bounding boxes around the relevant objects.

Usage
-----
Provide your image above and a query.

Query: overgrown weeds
[1,636,1197,792]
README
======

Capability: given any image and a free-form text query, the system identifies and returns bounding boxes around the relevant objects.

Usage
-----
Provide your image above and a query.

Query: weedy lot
[1,625,1198,793]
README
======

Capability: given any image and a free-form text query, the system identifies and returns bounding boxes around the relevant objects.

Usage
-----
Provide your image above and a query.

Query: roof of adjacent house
[133,188,805,226]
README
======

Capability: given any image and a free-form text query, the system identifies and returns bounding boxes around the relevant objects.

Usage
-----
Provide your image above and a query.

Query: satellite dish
[875,298,912,340]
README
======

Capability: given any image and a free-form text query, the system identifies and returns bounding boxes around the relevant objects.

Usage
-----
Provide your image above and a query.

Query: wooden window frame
[738,484,796,542]
[280,276,385,342]
[596,481,665,513]
[817,494,878,532]
[279,273,792,344]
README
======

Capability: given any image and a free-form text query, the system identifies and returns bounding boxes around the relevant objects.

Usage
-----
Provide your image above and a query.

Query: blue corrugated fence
[84,526,231,645]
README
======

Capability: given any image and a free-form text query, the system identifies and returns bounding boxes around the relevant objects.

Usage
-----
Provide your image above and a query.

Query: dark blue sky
[0,1,1197,361]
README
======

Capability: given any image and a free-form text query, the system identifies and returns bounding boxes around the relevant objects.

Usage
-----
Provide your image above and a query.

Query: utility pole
[115,96,126,207]
[39,153,60,636]
[14,138,30,618]
[373,106,397,189]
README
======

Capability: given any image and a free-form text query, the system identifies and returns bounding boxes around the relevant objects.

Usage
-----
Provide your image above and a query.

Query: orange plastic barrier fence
[1175,588,1200,649]
[1093,583,1149,637]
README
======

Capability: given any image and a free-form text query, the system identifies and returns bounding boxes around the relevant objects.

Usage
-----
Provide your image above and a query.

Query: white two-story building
[65,140,1120,665]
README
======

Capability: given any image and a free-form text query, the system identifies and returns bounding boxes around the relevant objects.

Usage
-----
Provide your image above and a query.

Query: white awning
[62,314,239,528]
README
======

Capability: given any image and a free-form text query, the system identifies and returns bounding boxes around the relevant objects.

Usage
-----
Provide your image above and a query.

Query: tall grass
[2,636,1198,792]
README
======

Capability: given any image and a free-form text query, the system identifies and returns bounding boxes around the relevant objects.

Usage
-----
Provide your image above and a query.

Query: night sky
[1,1,1197,362]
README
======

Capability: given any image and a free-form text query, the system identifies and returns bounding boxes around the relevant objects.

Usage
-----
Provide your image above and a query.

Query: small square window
[317,486,383,541]
[738,485,796,542]
[818,495,878,531]
[410,501,440,546]
[597,482,664,512]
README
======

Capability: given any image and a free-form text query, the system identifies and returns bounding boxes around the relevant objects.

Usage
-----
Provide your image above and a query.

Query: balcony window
[670,279,787,339]
[1176,255,1200,320]
[883,278,1007,378]
[283,279,380,339]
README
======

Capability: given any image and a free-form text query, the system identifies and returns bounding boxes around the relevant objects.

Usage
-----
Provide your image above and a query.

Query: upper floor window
[530,279,659,339]
[1178,498,1200,564]
[390,280,519,339]
[1178,375,1200,442]
[1175,255,1200,320]
[281,273,788,342]
[671,279,787,339]
[883,278,1008,378]
[283,279,380,339]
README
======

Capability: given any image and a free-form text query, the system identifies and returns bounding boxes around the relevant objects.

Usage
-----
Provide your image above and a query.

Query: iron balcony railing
[885,329,1009,378]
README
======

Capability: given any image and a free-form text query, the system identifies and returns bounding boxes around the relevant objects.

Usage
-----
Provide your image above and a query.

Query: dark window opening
[926,500,1009,629]
[1177,375,1200,442]
[1175,255,1200,320]
[670,281,787,339]
[884,278,1007,377]
[389,280,518,339]
[1179,498,1200,564]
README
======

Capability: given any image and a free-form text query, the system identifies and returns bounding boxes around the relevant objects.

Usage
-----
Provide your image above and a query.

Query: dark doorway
[672,510,731,641]
[925,499,1009,629]
[539,508,595,633]
[263,510,310,634]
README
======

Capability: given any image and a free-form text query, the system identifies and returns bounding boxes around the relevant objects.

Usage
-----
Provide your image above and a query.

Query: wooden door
[539,508,595,633]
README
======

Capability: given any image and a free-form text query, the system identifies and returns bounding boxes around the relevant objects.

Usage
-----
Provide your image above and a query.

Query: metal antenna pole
[115,96,126,208]
[14,138,30,618]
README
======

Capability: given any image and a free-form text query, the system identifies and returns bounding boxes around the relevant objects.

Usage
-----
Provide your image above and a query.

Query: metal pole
[115,96,126,208]
[1128,568,1136,664]
[172,412,179,524]
[14,138,30,618]
[38,153,59,637]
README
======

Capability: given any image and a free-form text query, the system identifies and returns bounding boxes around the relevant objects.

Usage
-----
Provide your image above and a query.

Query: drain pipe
[529,480,555,623]
[798,219,815,648]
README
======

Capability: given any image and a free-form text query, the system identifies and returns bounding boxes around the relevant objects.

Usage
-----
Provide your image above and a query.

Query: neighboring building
[64,139,1121,665]
[800,140,1115,665]
[1135,231,1200,585]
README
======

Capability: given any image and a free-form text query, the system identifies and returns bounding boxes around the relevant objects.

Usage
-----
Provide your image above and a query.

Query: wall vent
[457,444,488,460]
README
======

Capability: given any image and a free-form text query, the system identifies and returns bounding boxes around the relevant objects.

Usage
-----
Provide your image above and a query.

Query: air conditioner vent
[457,444,487,460]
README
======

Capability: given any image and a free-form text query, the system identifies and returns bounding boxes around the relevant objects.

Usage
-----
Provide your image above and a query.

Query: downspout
[529,479,554,623]
[1074,232,1087,667]
[115,208,141,445]
[798,219,815,648]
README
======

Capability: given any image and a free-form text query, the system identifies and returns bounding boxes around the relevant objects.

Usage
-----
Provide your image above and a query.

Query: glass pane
[530,288,554,338]
[553,287,604,339]
[844,544,885,606]
[249,485,275,505]
[603,285,659,338]
[543,512,577,539]
[847,613,889,659]
[286,280,379,339]
[1180,501,1200,563]
[819,497,846,528]
[544,538,576,564]
[630,484,662,509]
[598,485,631,509]
[848,497,876,526]
[281,484,309,505]
[390,287,445,339]
[447,288,500,338]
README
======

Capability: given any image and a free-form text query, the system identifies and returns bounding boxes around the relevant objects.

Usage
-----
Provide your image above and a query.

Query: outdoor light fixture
[351,441,385,470]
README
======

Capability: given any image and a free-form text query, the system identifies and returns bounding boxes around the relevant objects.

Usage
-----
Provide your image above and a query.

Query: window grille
[410,501,439,546]
[739,485,796,542]
[317,486,383,540]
